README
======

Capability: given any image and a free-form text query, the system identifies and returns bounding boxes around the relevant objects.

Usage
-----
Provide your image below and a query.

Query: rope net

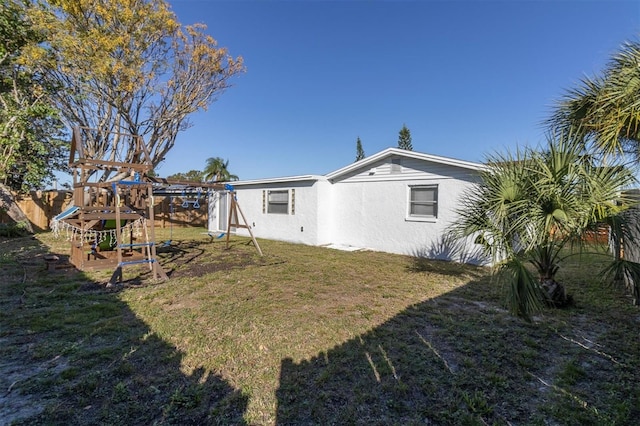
[51,217,145,249]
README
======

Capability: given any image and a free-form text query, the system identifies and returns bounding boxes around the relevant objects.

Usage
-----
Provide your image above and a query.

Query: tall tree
[548,40,640,163]
[0,0,67,231]
[449,132,637,320]
[1,0,66,190]
[167,169,204,182]
[397,124,413,151]
[355,136,365,161]
[203,157,238,182]
[23,0,245,182]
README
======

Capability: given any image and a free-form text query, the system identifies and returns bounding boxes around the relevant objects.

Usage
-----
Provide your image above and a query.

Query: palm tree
[203,157,239,182]
[449,132,636,320]
[546,39,640,308]
[548,40,640,162]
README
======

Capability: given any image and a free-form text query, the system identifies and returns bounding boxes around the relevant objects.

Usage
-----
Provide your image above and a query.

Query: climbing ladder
[109,180,168,285]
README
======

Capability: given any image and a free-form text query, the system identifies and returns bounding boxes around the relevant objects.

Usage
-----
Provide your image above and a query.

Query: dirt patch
[0,350,67,424]
[157,240,278,279]
[169,251,259,278]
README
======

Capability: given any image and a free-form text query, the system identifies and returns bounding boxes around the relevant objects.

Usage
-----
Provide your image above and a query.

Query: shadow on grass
[156,239,208,277]
[275,268,640,425]
[406,256,479,276]
[412,233,490,267]
[275,277,515,425]
[0,235,247,425]
[4,235,638,424]
[155,237,270,279]
[406,234,489,276]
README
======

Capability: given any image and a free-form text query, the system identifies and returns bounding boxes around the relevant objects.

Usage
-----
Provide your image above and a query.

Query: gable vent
[391,158,402,174]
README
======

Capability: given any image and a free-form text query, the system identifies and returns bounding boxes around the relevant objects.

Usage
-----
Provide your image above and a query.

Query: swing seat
[205,231,225,241]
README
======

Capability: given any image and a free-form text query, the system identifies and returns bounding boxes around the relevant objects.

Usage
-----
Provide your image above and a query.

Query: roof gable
[228,148,484,187]
[325,147,485,181]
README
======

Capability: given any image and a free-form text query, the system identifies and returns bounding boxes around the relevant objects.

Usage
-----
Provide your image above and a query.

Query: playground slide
[53,205,80,221]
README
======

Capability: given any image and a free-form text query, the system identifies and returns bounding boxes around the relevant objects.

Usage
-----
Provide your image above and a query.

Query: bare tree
[26,0,245,181]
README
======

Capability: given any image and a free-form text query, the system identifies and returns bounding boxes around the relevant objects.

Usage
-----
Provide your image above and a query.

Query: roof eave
[231,174,326,186]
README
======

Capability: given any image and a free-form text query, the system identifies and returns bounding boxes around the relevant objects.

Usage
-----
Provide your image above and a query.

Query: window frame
[406,184,438,222]
[266,189,290,215]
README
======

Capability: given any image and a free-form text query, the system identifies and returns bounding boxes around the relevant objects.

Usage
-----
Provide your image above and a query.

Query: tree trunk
[0,183,34,233]
[541,279,573,308]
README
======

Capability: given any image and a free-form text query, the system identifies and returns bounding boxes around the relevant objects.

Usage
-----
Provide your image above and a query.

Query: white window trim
[267,189,290,214]
[405,184,438,223]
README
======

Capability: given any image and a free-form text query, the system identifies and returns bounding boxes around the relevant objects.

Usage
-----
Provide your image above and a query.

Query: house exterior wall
[329,164,483,262]
[231,179,329,246]
[217,149,489,264]
[315,180,335,246]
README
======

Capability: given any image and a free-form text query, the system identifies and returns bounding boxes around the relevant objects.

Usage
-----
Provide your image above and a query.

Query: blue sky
[157,0,640,181]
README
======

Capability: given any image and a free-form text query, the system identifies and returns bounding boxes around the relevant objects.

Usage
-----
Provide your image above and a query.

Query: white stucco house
[209,147,489,264]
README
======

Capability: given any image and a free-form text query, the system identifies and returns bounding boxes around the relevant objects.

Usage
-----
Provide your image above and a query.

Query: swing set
[156,186,209,246]
[151,179,262,255]
[181,187,202,209]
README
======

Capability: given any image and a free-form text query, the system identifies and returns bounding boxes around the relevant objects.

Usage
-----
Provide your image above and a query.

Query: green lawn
[1,228,639,425]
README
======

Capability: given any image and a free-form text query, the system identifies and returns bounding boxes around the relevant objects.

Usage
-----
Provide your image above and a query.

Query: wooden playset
[53,126,260,285]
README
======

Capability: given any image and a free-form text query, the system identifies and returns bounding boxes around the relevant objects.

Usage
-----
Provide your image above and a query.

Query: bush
[0,221,31,237]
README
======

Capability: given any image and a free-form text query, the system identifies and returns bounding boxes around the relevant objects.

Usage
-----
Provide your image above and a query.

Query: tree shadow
[153,237,268,279]
[156,239,208,277]
[0,235,248,425]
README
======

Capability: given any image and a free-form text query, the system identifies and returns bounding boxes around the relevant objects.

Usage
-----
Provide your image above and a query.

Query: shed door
[208,191,229,233]
[218,191,229,232]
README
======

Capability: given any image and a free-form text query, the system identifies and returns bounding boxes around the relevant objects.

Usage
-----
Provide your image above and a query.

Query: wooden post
[147,186,168,281]
[109,184,124,285]
[235,199,263,256]
[225,193,262,256]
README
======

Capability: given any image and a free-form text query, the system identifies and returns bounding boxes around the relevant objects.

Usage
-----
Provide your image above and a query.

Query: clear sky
[156,0,640,181]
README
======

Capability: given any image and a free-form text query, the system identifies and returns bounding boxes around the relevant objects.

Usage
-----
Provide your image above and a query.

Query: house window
[409,185,438,218]
[267,190,289,214]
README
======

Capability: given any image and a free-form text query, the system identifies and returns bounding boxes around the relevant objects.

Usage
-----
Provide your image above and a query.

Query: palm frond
[547,40,640,162]
[449,126,639,318]
[599,259,640,305]
[496,258,546,321]
[546,76,602,143]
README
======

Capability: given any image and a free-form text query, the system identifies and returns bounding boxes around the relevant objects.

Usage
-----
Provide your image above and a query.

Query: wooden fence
[0,190,208,231]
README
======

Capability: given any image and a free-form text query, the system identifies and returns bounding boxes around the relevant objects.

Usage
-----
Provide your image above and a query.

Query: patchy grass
[1,228,639,425]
